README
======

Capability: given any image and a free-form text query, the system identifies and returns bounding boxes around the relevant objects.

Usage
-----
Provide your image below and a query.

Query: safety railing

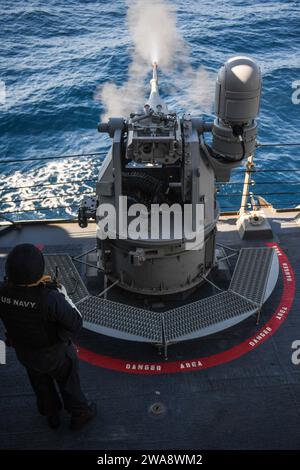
[0,144,300,223]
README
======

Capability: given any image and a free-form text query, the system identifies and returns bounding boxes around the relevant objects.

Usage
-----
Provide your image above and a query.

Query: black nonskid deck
[0,217,300,450]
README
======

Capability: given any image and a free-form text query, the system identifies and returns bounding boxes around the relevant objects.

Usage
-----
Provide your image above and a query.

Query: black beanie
[5,244,45,285]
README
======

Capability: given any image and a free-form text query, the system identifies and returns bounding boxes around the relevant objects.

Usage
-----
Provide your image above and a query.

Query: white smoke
[176,65,215,114]
[97,60,147,120]
[96,0,215,120]
[126,0,181,68]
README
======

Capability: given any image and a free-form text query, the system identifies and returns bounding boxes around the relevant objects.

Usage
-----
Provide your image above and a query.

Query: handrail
[0,152,106,164]
[1,144,300,219]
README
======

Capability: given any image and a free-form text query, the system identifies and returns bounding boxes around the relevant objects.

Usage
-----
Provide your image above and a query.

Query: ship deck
[1,211,300,450]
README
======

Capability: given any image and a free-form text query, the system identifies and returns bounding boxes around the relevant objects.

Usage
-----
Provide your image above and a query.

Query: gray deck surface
[0,215,300,450]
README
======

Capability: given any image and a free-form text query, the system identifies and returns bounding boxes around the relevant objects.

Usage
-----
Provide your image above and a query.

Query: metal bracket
[78,196,97,228]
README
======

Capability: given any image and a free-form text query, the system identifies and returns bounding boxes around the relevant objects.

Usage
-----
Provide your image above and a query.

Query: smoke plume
[96,0,214,120]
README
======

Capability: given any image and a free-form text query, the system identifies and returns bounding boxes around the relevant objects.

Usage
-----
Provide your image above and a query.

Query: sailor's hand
[57,284,82,317]
[57,284,67,296]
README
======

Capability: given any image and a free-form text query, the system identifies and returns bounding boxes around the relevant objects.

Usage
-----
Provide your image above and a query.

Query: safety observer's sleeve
[45,287,83,339]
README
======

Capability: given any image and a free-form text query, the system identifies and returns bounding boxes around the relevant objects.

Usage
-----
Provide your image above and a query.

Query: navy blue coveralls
[0,281,89,418]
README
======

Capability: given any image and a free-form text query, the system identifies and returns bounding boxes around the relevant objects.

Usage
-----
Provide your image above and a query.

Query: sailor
[0,244,97,430]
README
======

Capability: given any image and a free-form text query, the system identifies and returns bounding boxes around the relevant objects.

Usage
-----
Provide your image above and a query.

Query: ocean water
[0,0,299,219]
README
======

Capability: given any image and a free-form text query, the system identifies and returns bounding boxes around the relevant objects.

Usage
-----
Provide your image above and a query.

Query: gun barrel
[146,62,168,114]
[150,62,159,95]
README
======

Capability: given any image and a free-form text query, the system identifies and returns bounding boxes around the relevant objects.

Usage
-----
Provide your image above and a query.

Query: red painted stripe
[77,243,296,375]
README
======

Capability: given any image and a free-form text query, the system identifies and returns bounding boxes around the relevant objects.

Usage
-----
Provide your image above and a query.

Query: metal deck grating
[164,290,258,342]
[43,248,277,345]
[77,296,163,343]
[229,247,275,305]
[44,254,89,304]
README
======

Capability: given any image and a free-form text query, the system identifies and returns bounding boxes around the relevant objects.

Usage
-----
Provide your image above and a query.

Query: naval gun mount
[75,56,279,350]
[80,57,268,296]
[95,62,218,296]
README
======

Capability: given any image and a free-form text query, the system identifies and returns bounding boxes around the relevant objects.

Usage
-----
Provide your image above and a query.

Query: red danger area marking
[78,243,296,375]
